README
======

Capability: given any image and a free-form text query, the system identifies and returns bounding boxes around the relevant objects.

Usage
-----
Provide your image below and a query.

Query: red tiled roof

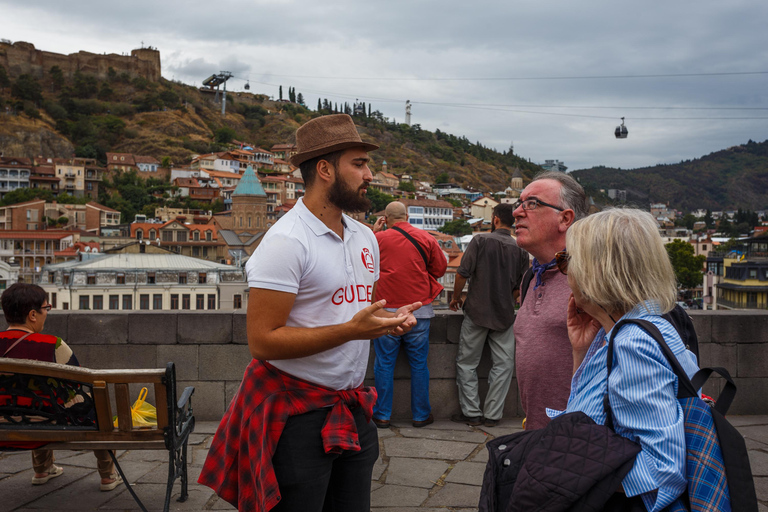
[86,201,120,213]
[134,155,160,164]
[0,231,72,240]
[1,199,46,208]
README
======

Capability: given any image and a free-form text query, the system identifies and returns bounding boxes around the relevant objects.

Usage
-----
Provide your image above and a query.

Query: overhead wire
[230,77,768,121]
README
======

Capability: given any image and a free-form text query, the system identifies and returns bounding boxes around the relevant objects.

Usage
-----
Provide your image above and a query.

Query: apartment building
[41,253,247,311]
[0,231,74,283]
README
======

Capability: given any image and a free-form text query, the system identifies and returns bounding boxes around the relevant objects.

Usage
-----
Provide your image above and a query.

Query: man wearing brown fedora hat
[200,114,421,512]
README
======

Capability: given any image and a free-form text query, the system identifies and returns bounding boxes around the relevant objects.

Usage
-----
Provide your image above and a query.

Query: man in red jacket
[371,201,448,428]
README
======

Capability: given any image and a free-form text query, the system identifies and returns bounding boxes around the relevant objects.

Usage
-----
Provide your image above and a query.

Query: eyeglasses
[513,198,565,212]
[39,304,52,312]
[555,251,570,275]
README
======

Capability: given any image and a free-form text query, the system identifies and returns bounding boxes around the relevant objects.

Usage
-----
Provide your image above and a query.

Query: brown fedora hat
[290,114,379,166]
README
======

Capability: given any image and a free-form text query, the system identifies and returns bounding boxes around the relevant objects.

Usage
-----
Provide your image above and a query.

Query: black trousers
[271,406,379,512]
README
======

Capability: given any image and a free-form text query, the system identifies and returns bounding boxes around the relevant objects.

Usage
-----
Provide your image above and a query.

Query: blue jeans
[373,318,431,422]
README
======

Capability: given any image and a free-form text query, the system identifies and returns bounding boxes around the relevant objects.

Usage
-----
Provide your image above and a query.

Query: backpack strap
[518,267,533,306]
[391,226,428,267]
[691,367,737,416]
[603,318,699,430]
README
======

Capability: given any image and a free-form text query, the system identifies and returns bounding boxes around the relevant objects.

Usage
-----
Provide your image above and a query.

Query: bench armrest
[177,386,194,409]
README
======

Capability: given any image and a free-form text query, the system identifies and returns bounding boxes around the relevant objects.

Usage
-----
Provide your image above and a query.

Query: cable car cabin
[244,81,250,90]
[615,118,628,139]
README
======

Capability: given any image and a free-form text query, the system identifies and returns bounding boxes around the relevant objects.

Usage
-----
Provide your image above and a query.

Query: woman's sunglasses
[554,251,569,275]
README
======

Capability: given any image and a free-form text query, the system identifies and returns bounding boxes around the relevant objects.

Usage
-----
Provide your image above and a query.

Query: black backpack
[518,267,700,360]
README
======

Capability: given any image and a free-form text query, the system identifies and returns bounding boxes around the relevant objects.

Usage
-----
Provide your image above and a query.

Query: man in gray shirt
[449,204,529,427]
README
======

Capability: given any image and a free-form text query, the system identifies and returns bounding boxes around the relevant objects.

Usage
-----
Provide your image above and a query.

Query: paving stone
[738,426,768,445]
[398,427,488,444]
[376,426,397,439]
[99,483,214,510]
[194,421,222,435]
[0,465,92,511]
[27,468,121,509]
[138,461,202,484]
[0,451,36,474]
[372,509,450,512]
[210,495,237,509]
[728,415,768,427]
[746,437,768,451]
[748,450,768,477]
[425,482,481,508]
[755,476,768,503]
[445,461,486,486]
[370,481,383,492]
[383,437,476,460]
[419,419,476,431]
[471,445,489,464]
[478,420,524,436]
[371,456,387,481]
[385,457,450,488]
[370,484,429,508]
[188,433,209,446]
[119,449,173,463]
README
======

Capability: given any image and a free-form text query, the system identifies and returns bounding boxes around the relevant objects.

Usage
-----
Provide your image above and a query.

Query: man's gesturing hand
[350,300,413,339]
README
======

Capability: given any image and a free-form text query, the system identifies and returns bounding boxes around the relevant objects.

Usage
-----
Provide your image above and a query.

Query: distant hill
[0,58,540,192]
[572,140,768,212]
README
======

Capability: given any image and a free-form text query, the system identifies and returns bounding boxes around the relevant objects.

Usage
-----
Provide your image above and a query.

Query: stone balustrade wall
[3,310,767,421]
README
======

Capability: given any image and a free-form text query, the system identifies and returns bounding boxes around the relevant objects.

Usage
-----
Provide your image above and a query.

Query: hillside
[0,64,540,192]
[572,140,768,211]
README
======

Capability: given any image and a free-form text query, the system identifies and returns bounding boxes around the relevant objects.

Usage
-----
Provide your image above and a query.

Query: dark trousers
[271,406,379,512]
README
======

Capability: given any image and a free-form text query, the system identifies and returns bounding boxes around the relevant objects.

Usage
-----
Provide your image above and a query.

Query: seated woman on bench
[0,283,123,492]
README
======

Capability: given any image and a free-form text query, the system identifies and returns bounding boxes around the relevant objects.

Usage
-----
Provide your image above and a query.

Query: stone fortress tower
[0,41,161,82]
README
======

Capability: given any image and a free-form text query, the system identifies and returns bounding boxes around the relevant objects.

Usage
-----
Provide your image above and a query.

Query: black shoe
[412,414,434,428]
[483,418,499,427]
[450,413,482,426]
[372,417,390,429]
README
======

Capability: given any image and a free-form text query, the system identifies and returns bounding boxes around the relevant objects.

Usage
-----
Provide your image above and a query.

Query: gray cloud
[2,0,767,170]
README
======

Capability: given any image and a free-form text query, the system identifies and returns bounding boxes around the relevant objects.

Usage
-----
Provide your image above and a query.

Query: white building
[398,199,454,230]
[41,253,247,311]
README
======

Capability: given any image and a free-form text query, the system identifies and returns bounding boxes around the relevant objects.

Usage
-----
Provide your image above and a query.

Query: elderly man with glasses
[512,171,589,430]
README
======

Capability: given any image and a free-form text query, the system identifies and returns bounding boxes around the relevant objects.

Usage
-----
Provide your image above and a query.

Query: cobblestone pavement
[2,416,767,511]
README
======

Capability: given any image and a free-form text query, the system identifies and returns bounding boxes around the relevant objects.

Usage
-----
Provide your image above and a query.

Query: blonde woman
[554,209,699,511]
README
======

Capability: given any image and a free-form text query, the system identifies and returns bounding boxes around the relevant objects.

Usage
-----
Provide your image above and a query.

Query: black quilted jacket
[478,411,641,512]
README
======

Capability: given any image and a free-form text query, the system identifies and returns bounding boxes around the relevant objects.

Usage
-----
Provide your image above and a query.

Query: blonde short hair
[566,208,677,314]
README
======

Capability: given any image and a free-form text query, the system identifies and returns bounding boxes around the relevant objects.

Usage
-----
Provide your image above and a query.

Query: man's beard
[328,176,371,213]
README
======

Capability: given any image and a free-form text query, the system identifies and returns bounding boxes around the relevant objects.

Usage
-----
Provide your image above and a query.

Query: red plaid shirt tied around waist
[198,359,377,512]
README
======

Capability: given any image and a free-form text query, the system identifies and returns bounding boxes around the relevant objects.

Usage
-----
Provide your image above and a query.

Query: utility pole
[201,71,234,117]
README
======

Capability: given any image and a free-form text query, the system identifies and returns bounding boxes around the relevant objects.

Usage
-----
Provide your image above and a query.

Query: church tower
[231,165,268,233]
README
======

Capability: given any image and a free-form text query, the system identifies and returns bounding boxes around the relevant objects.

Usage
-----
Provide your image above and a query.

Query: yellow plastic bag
[113,387,158,428]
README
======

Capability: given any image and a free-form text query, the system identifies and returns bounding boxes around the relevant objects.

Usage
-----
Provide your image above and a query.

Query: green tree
[297,92,304,106]
[435,172,450,184]
[11,74,43,103]
[317,98,321,111]
[397,181,416,193]
[438,219,472,236]
[215,126,237,144]
[161,156,173,168]
[366,187,395,213]
[665,239,705,290]
[49,65,64,91]
[703,209,713,228]
[0,65,9,91]
[279,85,283,101]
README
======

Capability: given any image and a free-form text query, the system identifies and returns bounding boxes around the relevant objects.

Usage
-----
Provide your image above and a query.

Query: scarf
[531,257,557,289]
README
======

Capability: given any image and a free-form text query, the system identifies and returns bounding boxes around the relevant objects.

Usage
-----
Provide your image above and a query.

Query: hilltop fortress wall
[0,41,161,82]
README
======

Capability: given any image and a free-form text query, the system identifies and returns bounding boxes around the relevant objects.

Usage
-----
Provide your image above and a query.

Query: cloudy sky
[3,0,768,170]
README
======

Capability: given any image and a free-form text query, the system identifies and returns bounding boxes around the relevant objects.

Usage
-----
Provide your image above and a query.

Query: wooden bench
[0,359,195,512]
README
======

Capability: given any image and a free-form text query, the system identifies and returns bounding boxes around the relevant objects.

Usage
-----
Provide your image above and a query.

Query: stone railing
[2,310,767,421]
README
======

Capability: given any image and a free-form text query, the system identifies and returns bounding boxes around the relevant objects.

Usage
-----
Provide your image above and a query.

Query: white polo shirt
[245,198,379,390]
